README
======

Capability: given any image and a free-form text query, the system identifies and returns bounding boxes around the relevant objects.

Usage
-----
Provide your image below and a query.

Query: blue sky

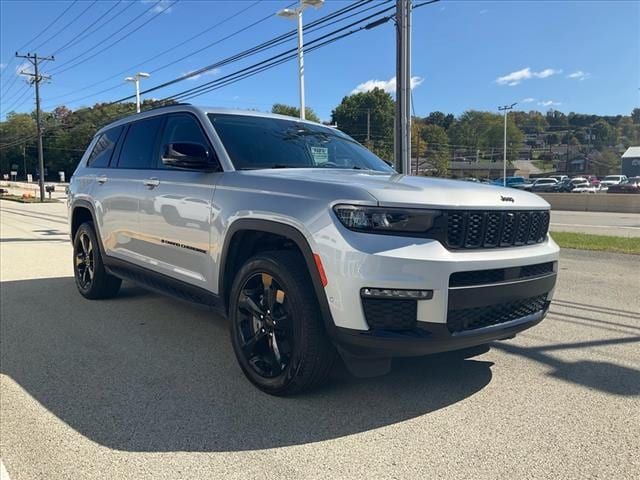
[1,0,638,122]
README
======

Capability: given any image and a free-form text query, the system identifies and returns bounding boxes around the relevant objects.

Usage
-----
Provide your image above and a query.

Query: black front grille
[445,210,549,250]
[362,298,417,331]
[447,295,548,334]
[449,262,555,288]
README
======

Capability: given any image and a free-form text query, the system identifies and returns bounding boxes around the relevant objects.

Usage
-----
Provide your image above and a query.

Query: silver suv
[68,105,559,395]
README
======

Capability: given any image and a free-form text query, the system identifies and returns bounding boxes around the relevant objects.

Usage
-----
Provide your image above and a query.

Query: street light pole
[498,102,517,186]
[277,0,324,120]
[125,72,150,113]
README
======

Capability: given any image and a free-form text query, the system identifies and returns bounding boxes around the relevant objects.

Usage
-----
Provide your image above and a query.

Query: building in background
[621,147,640,177]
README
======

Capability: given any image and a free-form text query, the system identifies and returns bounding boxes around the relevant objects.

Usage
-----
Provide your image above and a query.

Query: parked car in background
[527,178,559,192]
[549,175,569,183]
[600,175,628,191]
[571,181,599,193]
[607,176,640,194]
[555,179,575,192]
[585,175,601,187]
[491,176,531,189]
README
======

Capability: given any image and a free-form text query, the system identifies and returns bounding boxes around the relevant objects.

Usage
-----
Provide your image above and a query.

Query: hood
[243,169,550,209]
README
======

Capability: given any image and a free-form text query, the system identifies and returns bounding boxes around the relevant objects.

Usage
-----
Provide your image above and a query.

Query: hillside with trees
[1,90,638,180]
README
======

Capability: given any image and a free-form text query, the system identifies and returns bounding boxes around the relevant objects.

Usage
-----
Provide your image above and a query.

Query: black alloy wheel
[75,230,95,290]
[73,221,121,299]
[236,272,292,378]
[229,251,335,395]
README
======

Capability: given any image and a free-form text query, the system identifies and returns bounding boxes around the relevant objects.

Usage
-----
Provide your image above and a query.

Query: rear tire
[229,251,335,396]
[73,221,121,299]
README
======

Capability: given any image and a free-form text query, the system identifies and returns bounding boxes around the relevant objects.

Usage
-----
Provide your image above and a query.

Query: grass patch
[0,194,60,204]
[552,231,640,255]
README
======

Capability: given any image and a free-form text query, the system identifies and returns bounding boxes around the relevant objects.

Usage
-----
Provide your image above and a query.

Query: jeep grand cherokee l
[68,105,559,395]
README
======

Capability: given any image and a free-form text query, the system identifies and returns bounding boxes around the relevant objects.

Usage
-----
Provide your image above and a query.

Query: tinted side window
[117,116,163,169]
[158,114,215,169]
[87,126,122,168]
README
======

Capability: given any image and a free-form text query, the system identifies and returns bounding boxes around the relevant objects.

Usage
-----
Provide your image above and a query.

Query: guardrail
[538,193,640,213]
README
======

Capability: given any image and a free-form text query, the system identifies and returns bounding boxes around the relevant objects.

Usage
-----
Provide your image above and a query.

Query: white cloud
[521,97,535,103]
[479,9,489,14]
[567,70,590,81]
[534,68,561,79]
[351,75,424,94]
[0,63,5,70]
[496,67,561,86]
[183,68,220,81]
[538,100,561,107]
[142,0,174,14]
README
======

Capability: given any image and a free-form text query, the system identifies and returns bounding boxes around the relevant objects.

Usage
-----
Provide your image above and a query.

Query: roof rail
[143,102,192,112]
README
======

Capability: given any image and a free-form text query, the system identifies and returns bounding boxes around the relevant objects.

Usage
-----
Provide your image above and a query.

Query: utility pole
[16,52,54,202]
[394,0,412,174]
[22,143,27,181]
[366,108,371,147]
[498,102,517,186]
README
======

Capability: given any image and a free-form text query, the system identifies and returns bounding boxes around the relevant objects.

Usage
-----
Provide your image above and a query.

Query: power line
[113,0,392,103]
[43,0,271,106]
[49,0,174,75]
[51,1,124,56]
[0,1,77,81]
[44,0,380,110]
[53,0,139,57]
[31,1,98,53]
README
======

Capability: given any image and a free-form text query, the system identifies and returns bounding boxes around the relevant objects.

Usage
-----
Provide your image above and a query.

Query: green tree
[632,108,640,124]
[423,111,455,130]
[420,124,449,176]
[271,103,320,123]
[331,88,395,161]
[591,120,615,149]
[448,110,523,162]
[0,112,37,177]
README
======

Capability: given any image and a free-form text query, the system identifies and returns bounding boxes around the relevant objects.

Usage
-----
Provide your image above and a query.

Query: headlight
[333,204,440,234]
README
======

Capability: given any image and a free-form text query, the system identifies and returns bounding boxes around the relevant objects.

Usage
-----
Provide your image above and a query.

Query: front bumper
[334,306,548,357]
[315,225,559,357]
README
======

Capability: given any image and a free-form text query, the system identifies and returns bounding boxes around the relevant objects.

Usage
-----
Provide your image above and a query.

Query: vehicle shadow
[1,276,492,453]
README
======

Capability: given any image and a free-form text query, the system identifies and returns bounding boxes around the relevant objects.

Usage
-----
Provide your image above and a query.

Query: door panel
[138,171,219,288]
[136,113,221,289]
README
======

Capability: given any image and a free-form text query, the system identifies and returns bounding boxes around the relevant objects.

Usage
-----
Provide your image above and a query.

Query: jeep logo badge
[501,195,515,203]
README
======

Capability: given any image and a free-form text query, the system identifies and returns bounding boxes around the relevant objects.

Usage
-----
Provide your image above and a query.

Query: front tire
[73,221,121,299]
[229,251,335,395]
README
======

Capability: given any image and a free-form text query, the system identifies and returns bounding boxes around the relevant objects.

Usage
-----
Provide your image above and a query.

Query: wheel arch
[219,219,336,335]
[70,200,107,256]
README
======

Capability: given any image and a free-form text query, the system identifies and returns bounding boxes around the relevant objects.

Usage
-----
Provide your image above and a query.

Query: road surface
[1,199,639,480]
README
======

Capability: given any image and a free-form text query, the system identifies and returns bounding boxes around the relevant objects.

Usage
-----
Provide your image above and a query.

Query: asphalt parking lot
[1,199,639,480]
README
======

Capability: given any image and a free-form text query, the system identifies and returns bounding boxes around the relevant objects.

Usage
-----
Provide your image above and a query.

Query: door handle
[97,175,107,184]
[144,177,160,189]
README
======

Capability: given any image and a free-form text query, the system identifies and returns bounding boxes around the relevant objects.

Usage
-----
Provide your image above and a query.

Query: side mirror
[162,142,214,170]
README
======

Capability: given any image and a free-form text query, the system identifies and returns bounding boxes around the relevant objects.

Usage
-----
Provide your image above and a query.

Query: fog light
[360,288,433,300]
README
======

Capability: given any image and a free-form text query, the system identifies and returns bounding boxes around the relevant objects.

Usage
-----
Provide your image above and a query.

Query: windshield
[604,176,620,181]
[208,113,395,172]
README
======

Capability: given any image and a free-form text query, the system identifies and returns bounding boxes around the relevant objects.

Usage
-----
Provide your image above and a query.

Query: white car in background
[599,175,628,191]
[571,181,599,193]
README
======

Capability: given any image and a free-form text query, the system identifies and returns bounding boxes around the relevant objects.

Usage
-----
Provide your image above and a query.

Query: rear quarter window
[86,126,123,168]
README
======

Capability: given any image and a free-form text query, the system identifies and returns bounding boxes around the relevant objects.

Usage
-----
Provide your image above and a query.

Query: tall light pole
[277,0,324,120]
[125,72,150,113]
[498,102,517,186]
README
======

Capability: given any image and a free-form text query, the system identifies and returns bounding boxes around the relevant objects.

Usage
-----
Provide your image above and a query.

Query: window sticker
[310,146,329,164]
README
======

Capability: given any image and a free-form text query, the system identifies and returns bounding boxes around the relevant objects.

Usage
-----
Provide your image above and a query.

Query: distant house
[621,146,640,176]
